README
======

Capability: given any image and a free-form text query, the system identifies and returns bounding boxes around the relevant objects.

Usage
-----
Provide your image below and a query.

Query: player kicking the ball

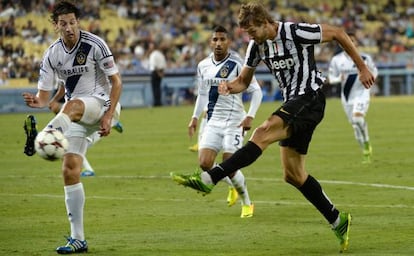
[47,78,124,176]
[24,113,123,177]
[171,2,375,252]
[22,1,122,253]
[24,78,124,178]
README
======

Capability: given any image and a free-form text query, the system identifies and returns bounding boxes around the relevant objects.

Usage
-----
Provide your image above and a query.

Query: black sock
[298,175,340,224]
[207,141,262,184]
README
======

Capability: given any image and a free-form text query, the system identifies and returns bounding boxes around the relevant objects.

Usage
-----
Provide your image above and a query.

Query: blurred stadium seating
[0,0,413,112]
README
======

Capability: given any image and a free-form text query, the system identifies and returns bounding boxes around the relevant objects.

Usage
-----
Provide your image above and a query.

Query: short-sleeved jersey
[245,22,325,101]
[328,51,378,104]
[197,51,261,127]
[38,30,118,104]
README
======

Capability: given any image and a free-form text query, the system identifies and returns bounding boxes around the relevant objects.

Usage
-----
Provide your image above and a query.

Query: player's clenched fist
[218,81,230,95]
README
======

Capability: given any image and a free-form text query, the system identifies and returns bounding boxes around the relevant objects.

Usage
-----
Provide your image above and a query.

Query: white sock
[46,113,71,132]
[82,156,94,172]
[82,132,100,172]
[352,116,369,149]
[221,176,233,186]
[87,132,101,146]
[332,215,341,228]
[64,183,85,241]
[231,170,251,206]
[200,172,213,185]
[198,117,207,143]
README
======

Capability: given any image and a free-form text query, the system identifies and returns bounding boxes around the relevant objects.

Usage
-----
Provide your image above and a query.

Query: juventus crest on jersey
[38,30,119,102]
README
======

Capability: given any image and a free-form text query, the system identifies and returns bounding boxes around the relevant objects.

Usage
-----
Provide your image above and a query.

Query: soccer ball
[34,129,69,161]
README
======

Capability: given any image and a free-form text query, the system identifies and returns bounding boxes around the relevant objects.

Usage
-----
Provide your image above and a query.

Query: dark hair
[213,25,228,34]
[50,0,80,23]
[238,2,275,28]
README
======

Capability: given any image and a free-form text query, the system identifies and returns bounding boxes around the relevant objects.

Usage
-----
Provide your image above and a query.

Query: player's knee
[62,100,84,121]
[351,115,365,126]
[250,126,269,143]
[284,173,299,187]
[250,125,282,149]
[283,169,306,188]
[62,153,83,183]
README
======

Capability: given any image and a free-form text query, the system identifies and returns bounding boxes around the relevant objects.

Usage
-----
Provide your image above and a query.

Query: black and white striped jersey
[245,21,326,101]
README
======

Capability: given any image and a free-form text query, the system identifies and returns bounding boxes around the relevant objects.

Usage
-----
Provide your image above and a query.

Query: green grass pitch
[0,96,413,255]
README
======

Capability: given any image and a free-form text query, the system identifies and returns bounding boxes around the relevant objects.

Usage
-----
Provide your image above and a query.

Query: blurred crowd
[0,0,414,84]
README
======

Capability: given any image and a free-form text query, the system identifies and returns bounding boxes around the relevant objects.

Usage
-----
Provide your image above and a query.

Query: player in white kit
[22,1,122,253]
[48,80,124,177]
[328,32,378,163]
[187,25,262,218]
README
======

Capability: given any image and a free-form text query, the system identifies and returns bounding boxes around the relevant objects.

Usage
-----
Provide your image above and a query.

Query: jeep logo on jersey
[270,57,294,70]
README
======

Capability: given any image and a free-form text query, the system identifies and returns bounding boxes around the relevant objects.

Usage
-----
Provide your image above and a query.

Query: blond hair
[238,2,275,28]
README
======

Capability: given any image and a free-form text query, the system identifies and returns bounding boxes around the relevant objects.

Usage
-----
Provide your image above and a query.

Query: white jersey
[38,30,119,105]
[328,51,378,105]
[194,51,262,127]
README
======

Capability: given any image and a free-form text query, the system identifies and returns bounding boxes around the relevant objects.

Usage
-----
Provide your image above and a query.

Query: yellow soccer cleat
[362,143,372,164]
[240,204,254,218]
[227,187,238,207]
[188,143,198,152]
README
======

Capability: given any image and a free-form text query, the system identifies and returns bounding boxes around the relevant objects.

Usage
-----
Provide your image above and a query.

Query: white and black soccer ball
[34,129,69,161]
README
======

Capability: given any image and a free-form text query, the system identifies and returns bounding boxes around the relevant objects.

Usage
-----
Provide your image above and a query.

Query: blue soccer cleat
[56,236,88,254]
[81,170,95,177]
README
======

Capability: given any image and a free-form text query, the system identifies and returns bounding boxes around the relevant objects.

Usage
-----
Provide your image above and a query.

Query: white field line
[1,193,413,209]
[1,175,413,209]
[3,174,414,191]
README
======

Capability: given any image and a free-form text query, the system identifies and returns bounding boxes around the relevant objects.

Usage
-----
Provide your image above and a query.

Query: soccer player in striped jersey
[328,31,378,164]
[22,1,122,253]
[187,25,262,218]
[172,2,375,252]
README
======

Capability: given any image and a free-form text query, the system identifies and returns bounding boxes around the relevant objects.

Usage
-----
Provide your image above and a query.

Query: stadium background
[0,1,413,254]
[0,0,413,111]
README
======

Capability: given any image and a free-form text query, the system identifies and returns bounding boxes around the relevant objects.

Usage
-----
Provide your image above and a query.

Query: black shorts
[273,89,326,154]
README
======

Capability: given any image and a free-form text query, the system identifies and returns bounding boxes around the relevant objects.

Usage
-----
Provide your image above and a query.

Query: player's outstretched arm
[99,73,122,137]
[48,83,65,114]
[219,66,255,95]
[321,24,375,89]
[22,90,50,108]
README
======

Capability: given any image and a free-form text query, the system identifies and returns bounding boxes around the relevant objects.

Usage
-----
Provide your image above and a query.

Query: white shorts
[199,123,244,153]
[65,97,121,156]
[342,99,369,123]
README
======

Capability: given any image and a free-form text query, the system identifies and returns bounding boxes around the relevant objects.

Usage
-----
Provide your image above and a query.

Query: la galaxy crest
[215,60,236,78]
[75,50,86,65]
[219,64,229,78]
